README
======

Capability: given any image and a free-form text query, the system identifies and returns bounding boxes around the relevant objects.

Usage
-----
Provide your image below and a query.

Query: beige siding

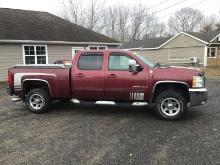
[134,50,156,62]
[135,49,169,64]
[169,47,204,65]
[0,44,23,81]
[134,47,205,66]
[47,44,81,63]
[163,34,205,48]
[133,34,206,67]
[0,43,118,81]
[47,44,118,63]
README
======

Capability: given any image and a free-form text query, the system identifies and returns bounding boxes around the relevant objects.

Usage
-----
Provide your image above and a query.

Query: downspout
[204,45,208,67]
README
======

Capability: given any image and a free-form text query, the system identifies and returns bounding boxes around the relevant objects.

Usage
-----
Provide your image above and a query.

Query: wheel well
[22,80,50,100]
[152,83,190,103]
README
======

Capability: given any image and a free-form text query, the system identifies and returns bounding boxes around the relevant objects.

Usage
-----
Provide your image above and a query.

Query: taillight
[8,71,13,87]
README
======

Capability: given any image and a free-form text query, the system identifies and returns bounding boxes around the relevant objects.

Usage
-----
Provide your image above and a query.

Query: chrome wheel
[160,97,181,117]
[29,94,44,110]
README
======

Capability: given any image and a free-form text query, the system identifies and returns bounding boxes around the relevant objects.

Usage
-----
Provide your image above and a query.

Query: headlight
[192,76,204,88]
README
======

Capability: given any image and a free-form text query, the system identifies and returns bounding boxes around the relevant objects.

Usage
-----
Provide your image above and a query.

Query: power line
[103,0,190,29]
[156,0,207,20]
[61,0,208,36]
[152,0,188,15]
[150,0,171,9]
[62,0,191,29]
[138,0,207,36]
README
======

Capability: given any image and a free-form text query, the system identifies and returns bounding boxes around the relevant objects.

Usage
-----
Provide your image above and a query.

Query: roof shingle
[120,37,172,49]
[121,31,220,49]
[0,8,119,43]
[184,31,220,43]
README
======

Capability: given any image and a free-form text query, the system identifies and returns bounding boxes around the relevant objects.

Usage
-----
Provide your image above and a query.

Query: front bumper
[189,88,208,106]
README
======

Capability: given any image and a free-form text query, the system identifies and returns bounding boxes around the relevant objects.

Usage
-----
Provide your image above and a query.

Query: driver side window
[109,53,133,70]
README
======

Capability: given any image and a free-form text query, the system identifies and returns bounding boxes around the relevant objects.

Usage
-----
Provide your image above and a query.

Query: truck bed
[8,64,71,98]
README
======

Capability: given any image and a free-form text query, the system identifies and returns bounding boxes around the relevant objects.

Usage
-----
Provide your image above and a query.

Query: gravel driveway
[0,79,220,165]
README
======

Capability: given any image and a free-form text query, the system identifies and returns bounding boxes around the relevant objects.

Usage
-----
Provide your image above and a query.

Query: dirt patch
[202,67,220,78]
[0,79,220,164]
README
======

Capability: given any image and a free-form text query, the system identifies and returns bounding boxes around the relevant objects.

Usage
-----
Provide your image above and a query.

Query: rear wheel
[154,90,186,120]
[25,88,51,114]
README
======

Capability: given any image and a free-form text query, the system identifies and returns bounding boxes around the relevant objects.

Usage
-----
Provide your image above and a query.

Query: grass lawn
[202,67,220,79]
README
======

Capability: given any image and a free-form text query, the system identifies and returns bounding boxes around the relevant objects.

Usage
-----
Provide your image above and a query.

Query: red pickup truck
[7,50,207,120]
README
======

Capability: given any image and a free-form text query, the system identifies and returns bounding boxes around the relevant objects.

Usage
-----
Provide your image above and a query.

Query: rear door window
[78,54,103,70]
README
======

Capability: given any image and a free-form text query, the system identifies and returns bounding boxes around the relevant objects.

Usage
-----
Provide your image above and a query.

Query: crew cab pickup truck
[7,50,208,120]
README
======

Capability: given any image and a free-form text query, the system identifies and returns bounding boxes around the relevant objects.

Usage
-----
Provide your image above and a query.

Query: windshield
[132,53,155,68]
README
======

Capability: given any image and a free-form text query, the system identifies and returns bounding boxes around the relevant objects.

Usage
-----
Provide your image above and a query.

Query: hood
[150,65,204,87]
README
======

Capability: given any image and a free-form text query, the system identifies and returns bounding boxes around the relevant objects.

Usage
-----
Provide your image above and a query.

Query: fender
[150,80,190,104]
[22,79,52,96]
[152,80,189,94]
[14,72,56,90]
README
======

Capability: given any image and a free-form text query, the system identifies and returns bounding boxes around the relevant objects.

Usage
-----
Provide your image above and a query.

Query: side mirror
[129,59,142,72]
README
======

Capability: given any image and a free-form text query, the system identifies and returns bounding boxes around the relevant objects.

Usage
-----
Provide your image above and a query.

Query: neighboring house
[0,8,121,81]
[120,31,220,67]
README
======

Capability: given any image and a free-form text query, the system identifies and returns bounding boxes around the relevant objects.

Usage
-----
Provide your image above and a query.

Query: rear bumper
[189,88,208,106]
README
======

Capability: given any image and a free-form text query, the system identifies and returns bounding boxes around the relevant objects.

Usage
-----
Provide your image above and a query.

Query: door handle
[75,73,84,77]
[107,74,117,79]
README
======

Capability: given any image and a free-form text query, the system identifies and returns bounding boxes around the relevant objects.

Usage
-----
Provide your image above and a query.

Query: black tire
[25,88,51,114]
[154,90,186,120]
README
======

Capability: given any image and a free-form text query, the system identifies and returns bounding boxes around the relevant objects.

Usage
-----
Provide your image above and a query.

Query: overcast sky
[0,0,219,21]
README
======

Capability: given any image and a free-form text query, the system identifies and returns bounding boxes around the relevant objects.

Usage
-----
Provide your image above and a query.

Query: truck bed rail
[13,64,65,69]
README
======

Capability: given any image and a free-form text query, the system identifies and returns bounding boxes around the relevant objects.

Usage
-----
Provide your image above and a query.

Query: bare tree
[86,0,106,32]
[216,23,220,31]
[143,21,167,39]
[200,15,218,32]
[59,0,169,42]
[116,6,130,42]
[156,23,167,37]
[168,7,204,34]
[130,3,153,40]
[59,0,85,25]
[215,11,220,31]
[102,7,118,39]
[59,0,105,32]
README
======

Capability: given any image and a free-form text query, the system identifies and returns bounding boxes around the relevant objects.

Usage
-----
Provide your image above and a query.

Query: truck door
[72,52,104,100]
[105,52,149,101]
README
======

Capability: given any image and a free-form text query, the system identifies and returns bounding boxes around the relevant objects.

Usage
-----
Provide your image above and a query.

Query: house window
[207,47,217,58]
[72,47,85,58]
[99,47,106,50]
[89,46,107,50]
[23,45,48,64]
[90,46,98,50]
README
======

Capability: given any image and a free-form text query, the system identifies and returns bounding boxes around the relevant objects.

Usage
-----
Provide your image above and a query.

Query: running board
[95,101,116,105]
[132,102,148,106]
[11,96,22,102]
[71,99,148,106]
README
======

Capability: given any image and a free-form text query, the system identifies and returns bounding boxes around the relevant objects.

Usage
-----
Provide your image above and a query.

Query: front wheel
[154,90,186,120]
[25,88,51,114]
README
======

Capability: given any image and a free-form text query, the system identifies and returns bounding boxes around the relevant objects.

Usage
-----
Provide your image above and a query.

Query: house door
[72,47,85,58]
